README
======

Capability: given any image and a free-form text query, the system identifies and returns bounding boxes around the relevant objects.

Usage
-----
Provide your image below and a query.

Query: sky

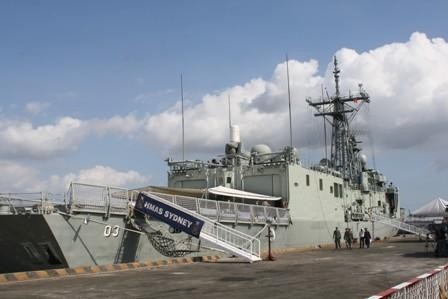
[0,1,447,211]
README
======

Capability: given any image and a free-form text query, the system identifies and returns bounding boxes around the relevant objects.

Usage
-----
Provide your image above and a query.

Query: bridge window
[330,186,333,193]
[333,183,343,198]
[306,175,310,186]
[319,179,323,191]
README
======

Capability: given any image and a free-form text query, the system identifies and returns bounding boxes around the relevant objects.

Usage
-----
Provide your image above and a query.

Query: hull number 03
[104,225,120,237]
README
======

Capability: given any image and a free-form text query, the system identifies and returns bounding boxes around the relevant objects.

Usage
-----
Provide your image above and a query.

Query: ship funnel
[230,125,240,143]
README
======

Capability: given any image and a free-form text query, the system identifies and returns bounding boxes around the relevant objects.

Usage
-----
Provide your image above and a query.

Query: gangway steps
[141,192,261,262]
[371,214,431,237]
[200,233,261,262]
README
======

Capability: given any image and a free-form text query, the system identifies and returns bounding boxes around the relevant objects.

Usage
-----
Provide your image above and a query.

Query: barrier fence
[368,264,448,299]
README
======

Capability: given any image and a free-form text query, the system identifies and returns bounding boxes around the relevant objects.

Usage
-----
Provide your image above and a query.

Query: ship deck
[0,236,446,298]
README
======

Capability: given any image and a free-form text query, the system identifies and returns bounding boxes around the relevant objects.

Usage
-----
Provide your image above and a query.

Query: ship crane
[306,57,370,183]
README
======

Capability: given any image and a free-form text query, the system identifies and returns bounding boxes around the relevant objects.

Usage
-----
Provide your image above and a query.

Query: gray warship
[0,58,402,273]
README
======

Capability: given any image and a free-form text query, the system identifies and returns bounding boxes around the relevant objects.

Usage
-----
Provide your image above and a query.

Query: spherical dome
[250,144,272,155]
[360,154,367,166]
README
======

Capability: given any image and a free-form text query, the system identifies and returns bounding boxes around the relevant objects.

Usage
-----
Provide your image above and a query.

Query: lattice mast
[306,57,370,182]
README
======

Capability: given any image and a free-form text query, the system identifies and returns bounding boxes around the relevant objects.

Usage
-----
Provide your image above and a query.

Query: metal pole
[286,55,293,150]
[228,95,232,133]
[180,74,185,161]
[267,224,275,261]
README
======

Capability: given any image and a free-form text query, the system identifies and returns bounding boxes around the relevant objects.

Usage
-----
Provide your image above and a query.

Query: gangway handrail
[370,212,431,237]
[150,191,291,226]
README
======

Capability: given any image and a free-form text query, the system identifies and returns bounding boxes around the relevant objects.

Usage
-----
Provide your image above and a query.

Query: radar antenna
[306,57,370,182]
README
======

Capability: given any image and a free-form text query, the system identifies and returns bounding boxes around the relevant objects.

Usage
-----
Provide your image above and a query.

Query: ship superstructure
[167,57,400,225]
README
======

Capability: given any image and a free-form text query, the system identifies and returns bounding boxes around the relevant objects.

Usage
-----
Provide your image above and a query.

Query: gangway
[370,213,431,238]
[135,192,261,262]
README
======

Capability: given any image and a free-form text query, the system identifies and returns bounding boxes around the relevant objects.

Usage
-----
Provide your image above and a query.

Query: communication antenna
[228,95,232,130]
[286,54,293,148]
[180,73,185,161]
[227,95,232,138]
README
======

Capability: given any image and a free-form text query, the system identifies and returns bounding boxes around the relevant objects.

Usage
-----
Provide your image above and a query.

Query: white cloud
[0,114,145,159]
[25,101,50,115]
[52,165,150,190]
[2,32,447,165]
[89,114,143,137]
[333,32,448,150]
[142,32,448,157]
[142,60,326,154]
[0,161,150,193]
[0,160,41,192]
[0,117,88,159]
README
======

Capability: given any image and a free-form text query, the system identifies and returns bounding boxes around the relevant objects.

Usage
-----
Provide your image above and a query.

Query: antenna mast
[306,57,370,182]
[180,73,185,161]
[228,95,232,128]
[286,54,293,148]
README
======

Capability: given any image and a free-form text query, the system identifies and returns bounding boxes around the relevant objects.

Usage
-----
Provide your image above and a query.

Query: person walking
[333,227,341,249]
[344,228,353,249]
[359,228,365,248]
[343,228,349,249]
[364,228,372,248]
[348,228,354,249]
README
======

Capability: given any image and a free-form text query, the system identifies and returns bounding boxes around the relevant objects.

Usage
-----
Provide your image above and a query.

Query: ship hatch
[22,242,45,264]
[39,243,63,265]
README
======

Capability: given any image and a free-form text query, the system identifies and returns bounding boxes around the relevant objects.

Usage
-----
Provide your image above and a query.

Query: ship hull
[227,219,397,251]
[0,215,68,273]
[0,211,397,273]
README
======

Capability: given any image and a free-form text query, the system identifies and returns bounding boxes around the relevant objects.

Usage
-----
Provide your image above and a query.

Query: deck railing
[68,182,130,217]
[3,182,291,226]
[150,192,291,226]
[0,192,65,215]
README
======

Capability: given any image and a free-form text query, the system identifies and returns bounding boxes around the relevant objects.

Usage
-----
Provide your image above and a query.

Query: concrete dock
[0,236,446,298]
